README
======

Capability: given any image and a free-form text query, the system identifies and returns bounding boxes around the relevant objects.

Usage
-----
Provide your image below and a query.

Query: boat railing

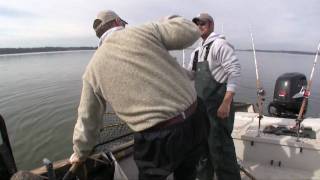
[31,111,134,180]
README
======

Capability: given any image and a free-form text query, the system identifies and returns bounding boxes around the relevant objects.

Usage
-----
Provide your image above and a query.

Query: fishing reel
[257,88,266,101]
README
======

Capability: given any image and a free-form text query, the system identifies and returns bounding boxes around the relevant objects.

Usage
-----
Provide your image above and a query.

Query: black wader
[134,98,209,180]
[193,42,241,180]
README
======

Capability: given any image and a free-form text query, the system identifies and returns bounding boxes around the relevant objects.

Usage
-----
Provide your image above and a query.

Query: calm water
[0,50,319,170]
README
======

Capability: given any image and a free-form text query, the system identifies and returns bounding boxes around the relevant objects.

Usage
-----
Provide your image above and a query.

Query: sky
[0,0,319,51]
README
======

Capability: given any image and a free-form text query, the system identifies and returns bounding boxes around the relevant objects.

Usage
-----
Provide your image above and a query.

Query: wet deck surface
[119,155,174,180]
[119,155,138,179]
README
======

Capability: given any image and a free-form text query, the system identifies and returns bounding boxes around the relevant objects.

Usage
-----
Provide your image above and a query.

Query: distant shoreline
[0,47,96,55]
[0,47,315,56]
[237,49,315,55]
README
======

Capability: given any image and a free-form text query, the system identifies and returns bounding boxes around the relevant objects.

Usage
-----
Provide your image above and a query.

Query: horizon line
[0,46,316,56]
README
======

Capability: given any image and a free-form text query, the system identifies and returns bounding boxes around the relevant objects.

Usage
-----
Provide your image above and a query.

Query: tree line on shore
[237,49,315,55]
[0,47,96,55]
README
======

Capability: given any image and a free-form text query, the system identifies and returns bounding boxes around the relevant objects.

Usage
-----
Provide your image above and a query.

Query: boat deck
[119,155,138,179]
[119,155,174,180]
[119,155,253,180]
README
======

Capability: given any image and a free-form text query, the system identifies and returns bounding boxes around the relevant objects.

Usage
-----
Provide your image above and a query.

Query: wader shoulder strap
[204,41,213,61]
[192,50,199,71]
[191,41,214,71]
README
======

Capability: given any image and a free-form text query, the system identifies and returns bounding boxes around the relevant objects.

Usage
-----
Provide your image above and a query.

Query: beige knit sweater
[73,17,200,159]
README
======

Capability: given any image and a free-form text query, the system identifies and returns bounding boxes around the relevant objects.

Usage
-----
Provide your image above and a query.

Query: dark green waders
[193,43,241,180]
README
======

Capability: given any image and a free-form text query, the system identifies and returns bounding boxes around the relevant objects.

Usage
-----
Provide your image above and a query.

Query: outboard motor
[268,72,307,118]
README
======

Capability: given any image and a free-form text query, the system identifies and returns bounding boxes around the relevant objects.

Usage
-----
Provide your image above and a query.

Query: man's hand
[217,102,230,119]
[159,15,180,21]
[69,153,82,164]
[217,91,234,119]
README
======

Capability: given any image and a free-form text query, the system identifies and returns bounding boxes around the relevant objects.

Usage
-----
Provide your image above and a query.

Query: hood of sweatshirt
[201,32,226,47]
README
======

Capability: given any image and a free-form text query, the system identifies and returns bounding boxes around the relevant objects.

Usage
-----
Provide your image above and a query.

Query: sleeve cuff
[227,84,237,92]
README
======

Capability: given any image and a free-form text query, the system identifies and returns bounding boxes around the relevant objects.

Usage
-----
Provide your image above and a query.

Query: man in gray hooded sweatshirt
[186,13,241,180]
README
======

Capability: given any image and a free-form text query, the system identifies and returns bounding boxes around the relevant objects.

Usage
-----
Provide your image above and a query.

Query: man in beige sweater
[70,10,209,180]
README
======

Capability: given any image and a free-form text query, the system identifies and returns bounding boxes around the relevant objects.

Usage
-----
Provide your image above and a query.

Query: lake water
[0,50,319,170]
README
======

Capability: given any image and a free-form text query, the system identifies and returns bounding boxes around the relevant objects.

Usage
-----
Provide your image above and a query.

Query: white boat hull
[233,111,320,179]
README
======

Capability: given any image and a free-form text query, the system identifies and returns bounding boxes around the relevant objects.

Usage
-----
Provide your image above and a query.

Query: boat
[1,98,319,180]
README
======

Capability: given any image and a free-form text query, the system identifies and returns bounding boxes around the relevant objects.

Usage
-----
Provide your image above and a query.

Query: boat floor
[120,155,318,180]
[119,155,257,180]
[119,155,138,179]
[119,155,174,180]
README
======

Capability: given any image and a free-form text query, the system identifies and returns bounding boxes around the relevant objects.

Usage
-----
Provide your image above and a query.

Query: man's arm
[72,80,106,162]
[155,16,200,50]
[216,41,241,119]
[216,40,241,93]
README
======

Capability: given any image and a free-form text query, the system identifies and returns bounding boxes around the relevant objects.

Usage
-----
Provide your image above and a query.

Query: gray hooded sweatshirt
[187,32,241,92]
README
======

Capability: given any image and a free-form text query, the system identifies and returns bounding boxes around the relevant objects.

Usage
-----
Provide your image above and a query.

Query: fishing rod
[296,41,320,142]
[250,26,265,137]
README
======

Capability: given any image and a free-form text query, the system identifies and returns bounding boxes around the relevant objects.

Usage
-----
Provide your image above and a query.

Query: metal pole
[182,49,185,67]
[296,41,320,141]
[250,26,265,137]
[221,23,224,34]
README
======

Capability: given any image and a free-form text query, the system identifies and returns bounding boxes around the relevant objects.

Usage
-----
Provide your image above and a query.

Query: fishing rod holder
[295,122,302,142]
[256,114,263,137]
[43,158,56,180]
[295,117,304,142]
[256,88,265,137]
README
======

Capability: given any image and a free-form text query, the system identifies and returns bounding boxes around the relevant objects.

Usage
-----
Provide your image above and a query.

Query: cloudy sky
[0,0,319,51]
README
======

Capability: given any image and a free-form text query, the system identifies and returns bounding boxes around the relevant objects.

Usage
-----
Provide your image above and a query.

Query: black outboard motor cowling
[268,72,307,118]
